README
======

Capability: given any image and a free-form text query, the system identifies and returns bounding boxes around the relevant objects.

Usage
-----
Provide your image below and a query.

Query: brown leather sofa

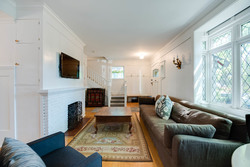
[139,96,249,167]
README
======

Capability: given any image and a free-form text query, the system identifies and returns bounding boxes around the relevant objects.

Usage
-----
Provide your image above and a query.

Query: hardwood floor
[65,103,164,167]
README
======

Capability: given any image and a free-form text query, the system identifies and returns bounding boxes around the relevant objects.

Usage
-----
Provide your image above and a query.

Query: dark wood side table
[94,107,132,134]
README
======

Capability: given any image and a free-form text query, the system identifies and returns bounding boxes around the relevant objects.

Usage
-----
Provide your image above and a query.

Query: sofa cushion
[155,96,173,120]
[171,102,191,123]
[0,137,46,167]
[185,109,232,139]
[171,103,233,140]
[164,124,216,148]
[42,146,86,167]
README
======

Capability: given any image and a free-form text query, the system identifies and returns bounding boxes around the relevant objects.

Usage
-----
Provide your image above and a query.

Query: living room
[0,0,250,167]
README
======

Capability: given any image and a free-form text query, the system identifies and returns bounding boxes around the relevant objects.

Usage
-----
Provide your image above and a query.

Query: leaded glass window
[211,49,232,104]
[241,42,250,109]
[201,12,250,112]
[211,31,231,49]
[202,55,206,101]
[241,21,250,37]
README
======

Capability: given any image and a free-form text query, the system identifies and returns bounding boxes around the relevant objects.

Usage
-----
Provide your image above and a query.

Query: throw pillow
[0,137,46,167]
[155,95,173,120]
[164,124,216,148]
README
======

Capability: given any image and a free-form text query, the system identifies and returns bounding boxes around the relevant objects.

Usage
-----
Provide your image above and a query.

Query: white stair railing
[123,81,127,107]
[87,67,112,106]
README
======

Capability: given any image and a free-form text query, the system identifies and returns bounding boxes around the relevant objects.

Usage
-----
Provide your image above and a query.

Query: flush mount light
[136,52,147,59]
[139,55,144,59]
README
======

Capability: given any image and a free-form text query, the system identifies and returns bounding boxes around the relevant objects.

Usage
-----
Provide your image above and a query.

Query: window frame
[203,16,250,111]
[111,66,124,79]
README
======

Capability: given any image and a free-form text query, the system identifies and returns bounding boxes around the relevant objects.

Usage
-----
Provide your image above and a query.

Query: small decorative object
[173,56,182,69]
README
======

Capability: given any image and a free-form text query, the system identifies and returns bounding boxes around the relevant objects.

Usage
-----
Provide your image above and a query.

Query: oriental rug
[68,113,152,162]
[91,107,139,113]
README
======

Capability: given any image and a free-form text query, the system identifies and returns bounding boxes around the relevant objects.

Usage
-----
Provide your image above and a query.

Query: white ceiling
[44,0,220,60]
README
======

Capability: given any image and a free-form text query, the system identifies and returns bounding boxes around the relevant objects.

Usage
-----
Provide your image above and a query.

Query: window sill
[198,102,249,119]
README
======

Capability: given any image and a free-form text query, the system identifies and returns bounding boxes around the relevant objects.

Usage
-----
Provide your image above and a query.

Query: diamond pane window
[202,55,206,101]
[112,67,124,79]
[211,32,231,49]
[240,42,250,109]
[241,21,250,37]
[211,48,232,104]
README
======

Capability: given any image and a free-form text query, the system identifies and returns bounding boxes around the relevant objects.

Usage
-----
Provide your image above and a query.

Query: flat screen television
[59,52,80,79]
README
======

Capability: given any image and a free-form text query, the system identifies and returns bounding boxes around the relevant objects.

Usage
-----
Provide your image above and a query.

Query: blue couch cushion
[42,146,86,167]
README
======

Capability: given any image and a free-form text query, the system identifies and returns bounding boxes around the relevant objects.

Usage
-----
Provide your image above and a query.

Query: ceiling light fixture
[136,52,147,59]
[139,55,144,59]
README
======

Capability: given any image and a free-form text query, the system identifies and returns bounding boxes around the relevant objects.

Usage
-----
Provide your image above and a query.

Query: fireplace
[68,101,82,130]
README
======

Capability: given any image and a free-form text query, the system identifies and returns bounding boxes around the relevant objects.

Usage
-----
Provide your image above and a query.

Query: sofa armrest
[172,135,243,167]
[139,97,155,105]
[27,132,65,157]
[76,152,102,167]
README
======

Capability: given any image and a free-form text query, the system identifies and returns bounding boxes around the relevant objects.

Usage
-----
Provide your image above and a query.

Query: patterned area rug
[91,107,139,112]
[68,113,152,162]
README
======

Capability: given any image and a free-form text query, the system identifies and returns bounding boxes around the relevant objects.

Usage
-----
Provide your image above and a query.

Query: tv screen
[60,52,80,79]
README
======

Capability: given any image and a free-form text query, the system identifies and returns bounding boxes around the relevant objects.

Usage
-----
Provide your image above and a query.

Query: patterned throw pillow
[155,95,165,110]
[155,95,173,120]
[0,137,46,167]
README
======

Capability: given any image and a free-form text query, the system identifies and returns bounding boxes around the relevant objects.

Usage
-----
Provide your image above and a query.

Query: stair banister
[87,67,112,106]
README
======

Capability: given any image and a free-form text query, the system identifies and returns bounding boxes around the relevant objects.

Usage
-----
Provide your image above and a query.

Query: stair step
[110,104,125,107]
[111,98,124,101]
[111,97,124,99]
[111,100,125,103]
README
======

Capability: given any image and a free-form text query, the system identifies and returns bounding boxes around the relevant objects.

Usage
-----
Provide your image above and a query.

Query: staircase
[87,67,111,106]
[110,81,127,107]
[110,95,125,107]
[87,68,127,107]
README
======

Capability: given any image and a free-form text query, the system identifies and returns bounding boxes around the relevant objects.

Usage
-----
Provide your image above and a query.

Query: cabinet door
[15,44,39,85]
[16,85,40,142]
[0,67,16,144]
[16,20,40,43]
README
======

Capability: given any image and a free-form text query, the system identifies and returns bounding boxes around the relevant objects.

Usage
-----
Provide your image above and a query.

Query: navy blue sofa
[27,132,102,167]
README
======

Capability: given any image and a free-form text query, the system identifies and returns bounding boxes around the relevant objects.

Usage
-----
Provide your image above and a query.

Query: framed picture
[153,69,159,77]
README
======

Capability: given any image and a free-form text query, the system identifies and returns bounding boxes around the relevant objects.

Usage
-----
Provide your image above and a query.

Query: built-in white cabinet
[16,20,40,43]
[15,19,41,142]
[15,44,40,85]
[15,19,40,85]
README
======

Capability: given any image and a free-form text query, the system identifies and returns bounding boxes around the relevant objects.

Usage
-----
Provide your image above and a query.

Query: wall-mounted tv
[59,52,80,79]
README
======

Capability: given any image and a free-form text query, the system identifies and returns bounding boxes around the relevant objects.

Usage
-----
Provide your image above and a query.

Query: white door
[0,67,16,144]
[151,78,159,97]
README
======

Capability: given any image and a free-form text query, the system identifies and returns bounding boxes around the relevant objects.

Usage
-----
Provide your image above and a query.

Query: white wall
[111,59,151,96]
[42,6,85,89]
[151,0,248,102]
[152,38,194,101]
